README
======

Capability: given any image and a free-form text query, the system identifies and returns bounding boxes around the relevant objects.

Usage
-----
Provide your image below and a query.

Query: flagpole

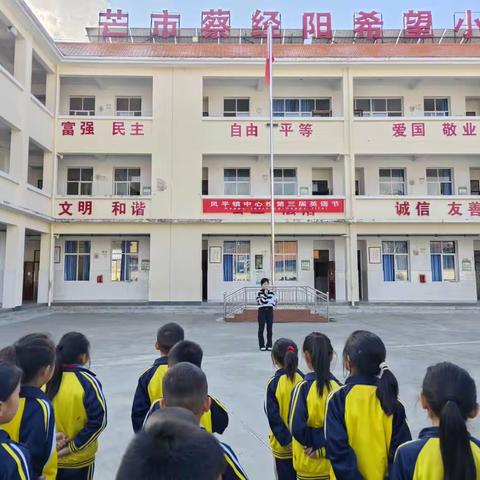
[268,24,275,284]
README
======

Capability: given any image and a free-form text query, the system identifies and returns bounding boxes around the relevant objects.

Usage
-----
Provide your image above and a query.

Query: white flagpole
[268,24,275,284]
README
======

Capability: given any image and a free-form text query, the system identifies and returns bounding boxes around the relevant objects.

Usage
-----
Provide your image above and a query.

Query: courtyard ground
[1,305,480,480]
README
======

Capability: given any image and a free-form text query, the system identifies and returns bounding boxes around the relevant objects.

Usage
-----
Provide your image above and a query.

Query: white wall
[356,155,480,196]
[0,231,5,305]
[57,155,152,196]
[204,155,344,196]
[53,236,150,302]
[59,77,153,117]
[206,236,346,302]
[363,236,477,302]
[204,78,344,117]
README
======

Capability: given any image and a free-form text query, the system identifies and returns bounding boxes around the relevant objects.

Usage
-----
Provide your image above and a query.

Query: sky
[26,0,477,40]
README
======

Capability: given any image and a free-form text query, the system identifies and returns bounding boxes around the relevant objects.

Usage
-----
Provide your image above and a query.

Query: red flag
[264,27,274,84]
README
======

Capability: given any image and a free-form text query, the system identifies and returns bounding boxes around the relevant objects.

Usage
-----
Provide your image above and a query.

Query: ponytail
[0,361,22,401]
[343,330,399,415]
[0,334,55,384]
[303,332,333,396]
[422,362,477,480]
[271,338,298,382]
[46,332,90,400]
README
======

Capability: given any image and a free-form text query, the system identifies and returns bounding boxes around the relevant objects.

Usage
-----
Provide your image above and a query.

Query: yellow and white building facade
[3,0,480,307]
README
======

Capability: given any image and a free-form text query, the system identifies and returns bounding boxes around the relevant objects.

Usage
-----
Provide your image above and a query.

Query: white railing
[223,285,329,321]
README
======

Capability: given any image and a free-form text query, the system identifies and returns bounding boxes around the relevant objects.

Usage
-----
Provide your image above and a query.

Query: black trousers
[57,465,95,480]
[258,307,273,348]
[274,458,296,480]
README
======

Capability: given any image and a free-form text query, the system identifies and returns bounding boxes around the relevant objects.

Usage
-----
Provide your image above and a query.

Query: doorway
[357,250,363,301]
[202,248,208,302]
[314,250,335,300]
[22,259,39,302]
[475,251,480,300]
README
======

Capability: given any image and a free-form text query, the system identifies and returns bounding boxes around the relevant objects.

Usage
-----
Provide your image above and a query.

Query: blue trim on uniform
[0,429,33,480]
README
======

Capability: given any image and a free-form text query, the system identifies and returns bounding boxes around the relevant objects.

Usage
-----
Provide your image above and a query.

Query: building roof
[56,42,480,59]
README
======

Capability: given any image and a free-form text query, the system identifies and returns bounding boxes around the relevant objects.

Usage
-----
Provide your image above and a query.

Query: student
[158,362,249,480]
[1,334,57,480]
[325,330,411,480]
[289,332,341,480]
[117,407,226,480]
[391,362,480,480]
[131,322,184,432]
[46,332,107,480]
[256,278,277,351]
[145,340,229,434]
[264,338,304,480]
[0,361,34,480]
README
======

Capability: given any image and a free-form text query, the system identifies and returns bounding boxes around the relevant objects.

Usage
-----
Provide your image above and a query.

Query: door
[202,249,208,302]
[314,250,330,294]
[23,262,35,302]
[475,251,480,300]
[328,261,336,300]
[357,250,363,300]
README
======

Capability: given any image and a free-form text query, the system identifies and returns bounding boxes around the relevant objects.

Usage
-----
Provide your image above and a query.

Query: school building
[3,0,480,308]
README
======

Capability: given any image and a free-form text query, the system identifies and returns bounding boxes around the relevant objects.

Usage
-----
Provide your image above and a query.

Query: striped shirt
[256,289,277,308]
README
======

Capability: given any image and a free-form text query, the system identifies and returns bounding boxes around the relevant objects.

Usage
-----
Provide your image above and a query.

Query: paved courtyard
[1,305,480,479]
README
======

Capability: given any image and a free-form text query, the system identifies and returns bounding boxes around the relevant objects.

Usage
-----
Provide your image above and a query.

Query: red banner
[203,198,344,214]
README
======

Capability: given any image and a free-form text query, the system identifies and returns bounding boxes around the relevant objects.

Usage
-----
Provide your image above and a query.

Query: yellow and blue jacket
[289,372,341,480]
[391,426,480,480]
[2,386,57,480]
[51,365,107,470]
[131,356,169,432]
[220,441,249,480]
[325,375,411,480]
[145,395,229,434]
[264,368,304,459]
[0,429,33,480]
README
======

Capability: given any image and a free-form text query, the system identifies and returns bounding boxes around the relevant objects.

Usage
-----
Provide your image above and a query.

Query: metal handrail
[223,285,329,321]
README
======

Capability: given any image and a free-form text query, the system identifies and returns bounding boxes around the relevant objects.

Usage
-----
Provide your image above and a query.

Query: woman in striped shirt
[256,278,277,351]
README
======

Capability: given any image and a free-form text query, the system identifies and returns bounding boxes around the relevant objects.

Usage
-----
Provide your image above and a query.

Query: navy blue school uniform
[131,357,169,433]
[391,426,480,479]
[219,441,248,480]
[0,429,33,480]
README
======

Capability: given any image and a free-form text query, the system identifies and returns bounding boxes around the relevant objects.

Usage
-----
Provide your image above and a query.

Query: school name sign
[97,8,480,41]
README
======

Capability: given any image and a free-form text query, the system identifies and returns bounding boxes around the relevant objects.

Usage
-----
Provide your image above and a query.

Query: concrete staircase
[225,308,328,323]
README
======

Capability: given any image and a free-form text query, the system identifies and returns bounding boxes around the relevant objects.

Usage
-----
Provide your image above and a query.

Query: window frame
[223,97,250,117]
[274,240,298,282]
[64,240,91,282]
[223,241,251,282]
[274,168,298,196]
[66,167,93,196]
[111,240,139,282]
[379,168,407,196]
[68,96,95,116]
[426,168,453,196]
[354,97,403,117]
[223,168,251,195]
[424,97,450,117]
[272,97,332,117]
[430,241,457,282]
[382,240,410,282]
[115,96,142,117]
[114,167,142,196]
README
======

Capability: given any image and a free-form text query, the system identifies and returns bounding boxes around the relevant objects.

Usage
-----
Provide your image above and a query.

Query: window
[354,98,403,117]
[312,180,330,195]
[471,180,480,195]
[223,241,250,281]
[223,98,249,117]
[431,241,457,282]
[67,168,93,196]
[273,98,331,117]
[382,241,409,282]
[275,241,297,281]
[111,241,139,282]
[114,168,141,196]
[69,96,95,116]
[379,169,406,195]
[274,169,297,195]
[64,241,90,281]
[424,98,449,117]
[426,168,453,195]
[116,97,142,117]
[224,169,250,195]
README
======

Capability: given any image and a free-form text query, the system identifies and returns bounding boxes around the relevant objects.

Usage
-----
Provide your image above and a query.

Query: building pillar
[2,224,25,309]
[37,232,50,304]
[148,228,171,302]
[334,237,347,302]
[346,227,359,305]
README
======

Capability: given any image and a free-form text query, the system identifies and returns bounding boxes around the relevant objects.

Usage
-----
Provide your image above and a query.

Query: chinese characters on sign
[392,122,478,138]
[395,201,480,218]
[229,122,314,138]
[97,8,480,42]
[203,198,345,215]
[61,121,145,137]
[58,200,147,217]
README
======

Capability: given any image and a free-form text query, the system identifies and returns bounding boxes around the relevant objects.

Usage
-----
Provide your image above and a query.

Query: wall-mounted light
[8,25,18,38]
